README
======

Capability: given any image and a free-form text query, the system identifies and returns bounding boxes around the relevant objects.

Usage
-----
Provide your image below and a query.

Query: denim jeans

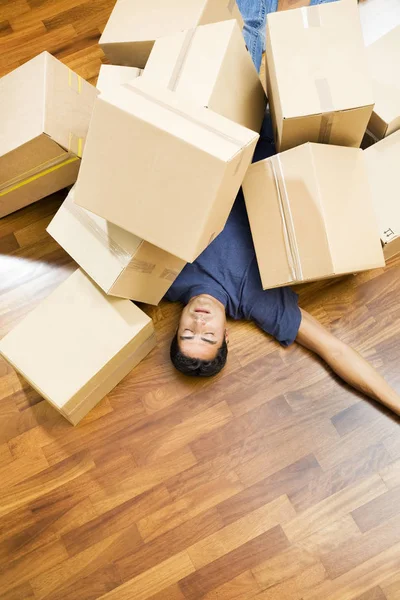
[236,0,338,73]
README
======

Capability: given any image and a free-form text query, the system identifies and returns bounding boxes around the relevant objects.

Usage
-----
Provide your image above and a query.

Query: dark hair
[170,333,228,377]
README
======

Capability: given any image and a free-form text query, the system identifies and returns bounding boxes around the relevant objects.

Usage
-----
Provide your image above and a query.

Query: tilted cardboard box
[142,20,266,133]
[266,0,374,152]
[366,26,400,140]
[364,130,400,259]
[74,78,259,263]
[100,0,244,68]
[0,52,97,218]
[0,270,156,425]
[47,187,186,305]
[243,143,385,289]
[97,64,142,94]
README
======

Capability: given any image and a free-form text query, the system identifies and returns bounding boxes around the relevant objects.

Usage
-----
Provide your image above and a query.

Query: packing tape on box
[0,155,79,198]
[64,200,133,267]
[314,77,335,143]
[68,69,82,94]
[123,83,246,149]
[301,6,321,28]
[269,155,303,283]
[168,28,197,92]
[300,9,335,144]
[68,133,84,158]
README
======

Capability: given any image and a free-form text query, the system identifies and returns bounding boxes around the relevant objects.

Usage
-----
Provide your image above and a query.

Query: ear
[225,329,229,345]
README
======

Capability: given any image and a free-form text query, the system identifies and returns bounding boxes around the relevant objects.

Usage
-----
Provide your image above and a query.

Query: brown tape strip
[269,156,303,282]
[123,83,246,149]
[314,77,334,143]
[168,28,197,92]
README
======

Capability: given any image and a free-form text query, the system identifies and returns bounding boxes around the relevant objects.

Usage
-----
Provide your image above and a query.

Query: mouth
[194,309,210,314]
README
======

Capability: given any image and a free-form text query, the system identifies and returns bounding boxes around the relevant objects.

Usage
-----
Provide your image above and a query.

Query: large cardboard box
[142,20,266,133]
[99,0,244,68]
[0,269,155,425]
[47,187,186,305]
[265,0,374,152]
[0,52,97,218]
[366,26,400,140]
[74,78,259,263]
[242,143,385,289]
[97,64,142,93]
[364,130,400,260]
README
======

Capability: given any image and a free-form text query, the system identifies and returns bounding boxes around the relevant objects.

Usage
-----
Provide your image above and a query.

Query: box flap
[364,130,400,247]
[0,134,69,190]
[43,52,98,157]
[367,25,400,129]
[97,64,142,94]
[47,186,142,293]
[0,52,46,160]
[267,0,374,118]
[311,143,384,273]
[0,269,152,409]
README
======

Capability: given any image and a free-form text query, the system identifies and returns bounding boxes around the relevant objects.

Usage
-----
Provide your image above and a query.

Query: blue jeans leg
[309,0,338,4]
[237,0,278,73]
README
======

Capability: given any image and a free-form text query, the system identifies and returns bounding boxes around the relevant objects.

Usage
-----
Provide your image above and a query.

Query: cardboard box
[74,77,259,263]
[47,187,186,305]
[142,20,266,133]
[364,130,400,260]
[0,52,97,218]
[242,143,384,289]
[366,26,400,140]
[265,0,374,152]
[99,0,244,68]
[97,64,142,94]
[0,269,155,425]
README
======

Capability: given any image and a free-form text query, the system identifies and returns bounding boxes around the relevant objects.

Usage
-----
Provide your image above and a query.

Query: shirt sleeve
[241,259,302,347]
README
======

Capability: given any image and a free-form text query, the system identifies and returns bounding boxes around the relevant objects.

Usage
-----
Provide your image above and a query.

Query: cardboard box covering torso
[265,0,374,152]
[142,20,266,133]
[243,143,385,289]
[100,0,244,68]
[0,270,155,425]
[0,52,97,218]
[73,78,259,263]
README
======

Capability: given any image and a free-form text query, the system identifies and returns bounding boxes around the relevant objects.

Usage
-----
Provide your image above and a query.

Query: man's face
[177,294,227,360]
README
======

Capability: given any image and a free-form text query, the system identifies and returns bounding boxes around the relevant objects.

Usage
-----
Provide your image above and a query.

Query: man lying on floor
[164,176,400,416]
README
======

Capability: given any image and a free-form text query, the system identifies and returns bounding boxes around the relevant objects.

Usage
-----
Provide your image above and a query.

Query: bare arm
[296,309,400,416]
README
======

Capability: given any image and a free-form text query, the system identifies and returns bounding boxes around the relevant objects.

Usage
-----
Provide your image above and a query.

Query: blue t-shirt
[165,118,302,347]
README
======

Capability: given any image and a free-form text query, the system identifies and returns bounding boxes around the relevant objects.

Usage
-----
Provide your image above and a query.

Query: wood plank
[179,526,290,600]
[96,552,195,600]
[321,513,400,579]
[289,443,392,513]
[187,495,296,569]
[351,486,400,533]
[282,475,388,543]
[137,472,243,543]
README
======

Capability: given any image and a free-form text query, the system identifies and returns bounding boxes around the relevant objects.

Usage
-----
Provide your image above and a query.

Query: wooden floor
[1,1,400,599]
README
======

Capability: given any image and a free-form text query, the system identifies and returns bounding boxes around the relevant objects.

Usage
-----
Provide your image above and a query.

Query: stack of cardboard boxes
[0,0,399,424]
